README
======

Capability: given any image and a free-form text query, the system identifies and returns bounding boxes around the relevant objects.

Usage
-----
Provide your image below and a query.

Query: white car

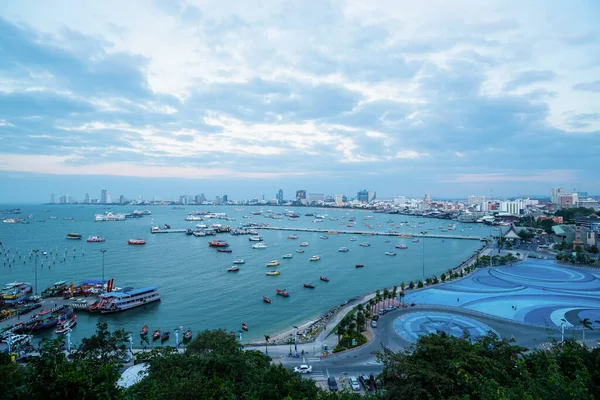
[294,365,312,374]
[349,376,361,391]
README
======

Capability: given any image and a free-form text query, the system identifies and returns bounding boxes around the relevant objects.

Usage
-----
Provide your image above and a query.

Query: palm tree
[392,286,398,307]
[347,320,356,347]
[400,282,406,291]
[581,318,593,341]
[383,288,390,308]
[375,290,381,311]
[336,324,345,345]
[369,298,376,315]
[399,292,405,306]
[356,311,365,333]
[264,335,270,356]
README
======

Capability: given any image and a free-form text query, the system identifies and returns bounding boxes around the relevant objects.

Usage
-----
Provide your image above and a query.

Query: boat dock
[151,228,188,234]
[255,226,483,240]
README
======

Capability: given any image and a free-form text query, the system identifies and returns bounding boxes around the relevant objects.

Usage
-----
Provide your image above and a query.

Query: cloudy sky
[1,0,599,202]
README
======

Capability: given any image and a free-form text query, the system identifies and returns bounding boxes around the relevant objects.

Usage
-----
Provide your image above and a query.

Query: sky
[0,0,599,203]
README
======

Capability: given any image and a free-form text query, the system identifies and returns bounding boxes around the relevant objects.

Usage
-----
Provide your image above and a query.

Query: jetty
[150,228,188,234]
[255,226,483,240]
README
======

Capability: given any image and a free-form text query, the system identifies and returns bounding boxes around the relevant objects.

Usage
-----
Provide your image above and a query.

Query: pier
[255,226,483,240]
[151,228,188,234]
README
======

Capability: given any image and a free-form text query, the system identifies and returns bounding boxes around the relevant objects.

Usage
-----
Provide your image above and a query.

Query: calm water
[0,205,493,343]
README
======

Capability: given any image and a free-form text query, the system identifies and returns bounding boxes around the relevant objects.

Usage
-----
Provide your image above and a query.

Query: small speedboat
[263,296,271,303]
[227,266,240,272]
[218,249,233,253]
[296,249,305,253]
[320,276,330,282]
[303,283,315,289]
[282,254,293,259]
[140,325,149,336]
[183,330,193,341]
[233,259,245,264]
[355,264,364,268]
[338,247,349,252]
[320,235,328,240]
[309,255,320,261]
[350,237,357,242]
[359,242,370,247]
[252,243,267,249]
[241,322,249,331]
[152,329,161,340]
[385,252,397,256]
[266,270,280,276]
[266,260,280,267]
[276,288,289,297]
[395,245,408,249]
[128,239,146,245]
[299,242,309,247]
[161,331,170,341]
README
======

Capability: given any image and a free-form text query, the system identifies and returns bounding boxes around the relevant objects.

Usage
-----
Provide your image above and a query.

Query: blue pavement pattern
[403,259,600,329]
[394,312,498,343]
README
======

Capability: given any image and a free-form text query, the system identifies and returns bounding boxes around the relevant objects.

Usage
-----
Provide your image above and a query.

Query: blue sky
[0,0,599,202]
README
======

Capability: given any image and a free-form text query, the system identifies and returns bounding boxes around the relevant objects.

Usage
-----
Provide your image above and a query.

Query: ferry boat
[227,266,240,272]
[303,283,315,289]
[309,255,321,261]
[248,236,263,241]
[395,245,408,249]
[208,240,229,248]
[385,252,397,256]
[282,254,293,259]
[299,242,309,247]
[266,271,280,276]
[41,281,68,298]
[66,233,82,240]
[320,276,329,282]
[55,314,77,334]
[233,259,245,264]
[87,236,105,243]
[266,260,280,267]
[1,282,33,304]
[338,247,349,252]
[128,239,146,245]
[287,235,299,239]
[276,288,289,297]
[359,242,370,247]
[296,249,305,253]
[252,243,267,249]
[94,286,161,313]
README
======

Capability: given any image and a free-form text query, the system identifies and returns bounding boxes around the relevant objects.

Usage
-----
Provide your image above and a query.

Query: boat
[309,255,320,261]
[227,266,239,272]
[248,236,263,241]
[299,242,309,247]
[218,249,233,253]
[152,329,161,340]
[95,212,126,222]
[359,242,370,247]
[208,239,229,248]
[395,245,408,249]
[320,276,329,282]
[241,323,248,331]
[32,307,73,331]
[55,314,77,334]
[262,296,271,303]
[161,332,170,341]
[95,286,161,313]
[140,325,149,335]
[266,260,280,267]
[233,259,245,264]
[1,282,33,304]
[266,271,280,276]
[296,249,305,253]
[303,283,315,289]
[320,235,329,239]
[338,247,349,252]
[412,239,420,243]
[282,254,293,259]
[355,264,364,268]
[41,281,68,298]
[350,237,357,241]
[87,236,105,243]
[276,288,289,297]
[385,252,397,256]
[66,233,82,240]
[287,235,299,239]
[128,239,146,245]
[384,239,391,243]
[184,330,193,340]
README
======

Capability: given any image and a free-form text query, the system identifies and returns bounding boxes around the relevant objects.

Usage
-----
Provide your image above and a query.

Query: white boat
[96,287,161,313]
[299,242,309,247]
[266,260,280,267]
[94,212,126,222]
[282,254,293,259]
[287,235,299,239]
[296,249,305,253]
[350,237,357,242]
[309,255,321,261]
[86,236,105,243]
[320,235,329,240]
[185,215,204,221]
[359,242,370,247]
[338,247,349,252]
[385,252,397,256]
[252,243,267,249]
[233,259,245,264]
[248,236,263,241]
[227,266,239,272]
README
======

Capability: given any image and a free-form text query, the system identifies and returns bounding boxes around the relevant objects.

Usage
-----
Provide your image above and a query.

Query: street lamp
[293,326,299,355]
[420,232,426,280]
[100,249,107,292]
[32,249,39,295]
[561,318,568,342]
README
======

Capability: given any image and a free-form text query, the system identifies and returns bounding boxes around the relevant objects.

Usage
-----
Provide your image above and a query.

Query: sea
[0,205,496,344]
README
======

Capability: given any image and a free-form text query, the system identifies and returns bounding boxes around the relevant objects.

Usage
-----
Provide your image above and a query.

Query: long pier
[151,228,188,234]
[256,226,484,241]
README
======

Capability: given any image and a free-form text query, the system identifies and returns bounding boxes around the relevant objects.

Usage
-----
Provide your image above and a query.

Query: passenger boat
[395,245,408,249]
[227,266,239,272]
[320,235,329,239]
[287,235,299,239]
[309,255,320,261]
[276,288,289,297]
[266,270,280,276]
[252,242,267,249]
[87,236,105,243]
[66,233,82,240]
[262,296,271,303]
[359,242,370,247]
[241,322,248,331]
[128,239,146,245]
[208,239,229,248]
[355,264,364,268]
[282,254,293,259]
[299,242,309,247]
[161,332,170,341]
[95,286,161,313]
[152,329,161,340]
[1,282,33,304]
[303,283,315,289]
[140,325,149,335]
[266,260,280,267]
[41,280,67,298]
[296,249,305,253]
[385,252,397,256]
[248,236,263,241]
[55,314,77,334]
[233,259,245,264]
[32,307,73,331]
[320,276,329,282]
[338,247,349,252]
[184,330,193,341]
[218,249,233,253]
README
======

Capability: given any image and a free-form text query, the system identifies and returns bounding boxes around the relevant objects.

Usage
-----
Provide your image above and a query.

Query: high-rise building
[307,193,325,203]
[276,189,284,204]
[557,193,578,209]
[467,195,486,205]
[84,193,90,204]
[59,195,67,204]
[105,192,112,204]
[100,189,107,204]
[179,195,187,204]
[119,195,126,204]
[296,190,306,201]
[50,193,55,204]
[367,191,376,202]
[393,196,406,205]
[551,188,563,204]
[335,194,343,204]
[357,190,369,202]
[215,196,222,205]
[199,193,206,203]
[424,193,432,203]
[223,194,228,203]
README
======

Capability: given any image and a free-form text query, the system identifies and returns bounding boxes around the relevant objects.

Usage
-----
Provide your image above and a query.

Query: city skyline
[1,1,599,202]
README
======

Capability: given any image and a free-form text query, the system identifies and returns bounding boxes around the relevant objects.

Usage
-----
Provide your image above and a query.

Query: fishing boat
[128,239,146,245]
[299,242,309,247]
[320,276,329,282]
[252,242,267,249]
[41,280,67,298]
[32,307,73,331]
[282,254,293,259]
[55,314,77,334]
[87,236,105,243]
[338,247,349,252]
[309,255,320,261]
[152,329,161,340]
[266,260,280,267]
[95,286,161,313]
[296,249,305,253]
[208,239,229,247]
[218,249,233,253]
[233,259,245,264]
[262,296,271,303]
[140,325,149,335]
[66,233,82,240]
[276,288,289,297]
[248,236,263,241]
[287,235,299,239]
[1,282,33,304]
[355,264,364,268]
[227,266,239,272]
[183,330,193,341]
[266,270,280,276]
[161,331,170,341]
[359,242,370,247]
[385,252,397,256]
[241,323,248,331]
[395,245,408,249]
[303,283,315,289]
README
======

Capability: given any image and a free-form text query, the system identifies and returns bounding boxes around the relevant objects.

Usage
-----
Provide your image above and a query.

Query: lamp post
[420,232,426,280]
[32,249,39,295]
[561,318,568,342]
[293,325,298,355]
[100,249,107,292]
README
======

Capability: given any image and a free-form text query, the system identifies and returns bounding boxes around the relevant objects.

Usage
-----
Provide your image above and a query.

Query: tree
[70,321,128,364]
[417,280,424,288]
[581,318,593,341]
[336,324,345,345]
[518,229,534,241]
[0,352,26,399]
[375,290,381,311]
[355,311,365,333]
[409,281,415,289]
[441,273,447,282]
[588,245,599,254]
[392,285,398,307]
[400,282,406,291]
[383,289,390,308]
[264,335,270,356]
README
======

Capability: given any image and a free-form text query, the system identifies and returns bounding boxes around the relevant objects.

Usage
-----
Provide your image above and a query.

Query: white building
[499,200,524,215]
[307,193,325,203]
[335,194,343,204]
[467,195,486,205]
[394,196,406,205]
[367,191,376,202]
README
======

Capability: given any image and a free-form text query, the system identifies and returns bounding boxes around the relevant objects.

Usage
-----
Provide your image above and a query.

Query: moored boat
[140,325,149,335]
[262,296,271,303]
[184,330,193,340]
[282,254,293,259]
[248,236,263,241]
[299,242,309,247]
[276,288,289,297]
[355,264,364,268]
[41,280,67,298]
[296,249,305,253]
[96,286,161,313]
[320,235,329,239]
[412,239,420,243]
[66,233,82,240]
[227,266,239,272]
[161,331,170,341]
[320,276,329,282]
[395,245,408,249]
[309,255,320,261]
[266,260,280,267]
[359,242,370,247]
[218,249,233,253]
[87,236,105,243]
[266,270,280,276]
[208,239,229,247]
[55,314,77,334]
[385,252,397,256]
[287,235,299,239]
[241,322,248,331]
[128,239,146,245]
[303,283,315,289]
[233,259,245,264]
[338,247,349,252]
[252,242,267,249]
[152,329,161,340]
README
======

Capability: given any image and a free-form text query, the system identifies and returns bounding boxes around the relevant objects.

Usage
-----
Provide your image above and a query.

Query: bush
[417,281,424,288]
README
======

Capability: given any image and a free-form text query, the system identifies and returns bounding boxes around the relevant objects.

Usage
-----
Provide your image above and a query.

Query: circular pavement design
[394,311,499,343]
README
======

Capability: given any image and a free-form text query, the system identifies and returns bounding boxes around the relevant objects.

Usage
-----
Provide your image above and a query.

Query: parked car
[378,309,387,315]
[294,365,312,374]
[386,305,396,311]
[327,376,338,391]
[371,320,378,328]
[349,376,361,391]
[359,375,375,392]
[372,314,380,321]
